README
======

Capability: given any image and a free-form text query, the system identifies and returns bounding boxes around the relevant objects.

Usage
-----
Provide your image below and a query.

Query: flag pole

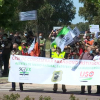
[36,11,40,49]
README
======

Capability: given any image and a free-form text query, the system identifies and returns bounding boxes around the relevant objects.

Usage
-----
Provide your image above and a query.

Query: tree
[87,0,100,7]
[38,0,54,34]
[69,22,89,33]
[79,0,100,25]
[0,0,18,28]
[49,0,76,25]
[76,22,89,32]
[38,0,76,34]
[0,0,76,35]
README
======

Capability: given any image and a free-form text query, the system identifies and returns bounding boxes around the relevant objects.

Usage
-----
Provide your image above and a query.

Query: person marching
[51,47,66,93]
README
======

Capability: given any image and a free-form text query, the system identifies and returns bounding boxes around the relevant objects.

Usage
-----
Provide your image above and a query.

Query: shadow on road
[0,82,8,84]
[14,89,100,96]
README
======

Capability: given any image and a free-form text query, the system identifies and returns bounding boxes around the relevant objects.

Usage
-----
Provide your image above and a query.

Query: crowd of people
[0,31,46,77]
[49,30,100,94]
[0,29,100,94]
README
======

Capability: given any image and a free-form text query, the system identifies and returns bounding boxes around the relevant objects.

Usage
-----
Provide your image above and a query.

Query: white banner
[19,10,37,21]
[90,25,99,32]
[8,55,100,85]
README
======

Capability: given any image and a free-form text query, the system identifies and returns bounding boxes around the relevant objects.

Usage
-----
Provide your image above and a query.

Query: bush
[24,96,35,100]
[0,94,52,100]
[39,95,52,100]
[69,94,79,100]
[0,93,91,100]
[1,93,20,100]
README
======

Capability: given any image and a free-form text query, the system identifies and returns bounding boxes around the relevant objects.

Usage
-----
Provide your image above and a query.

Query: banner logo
[19,67,31,76]
[51,71,63,82]
[80,71,94,82]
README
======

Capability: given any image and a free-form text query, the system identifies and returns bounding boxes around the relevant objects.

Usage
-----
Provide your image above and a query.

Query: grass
[45,39,50,50]
[45,39,50,58]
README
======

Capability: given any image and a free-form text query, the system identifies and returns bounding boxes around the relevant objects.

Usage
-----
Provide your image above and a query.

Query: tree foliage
[0,0,76,34]
[79,0,100,25]
[0,0,18,28]
[70,22,89,33]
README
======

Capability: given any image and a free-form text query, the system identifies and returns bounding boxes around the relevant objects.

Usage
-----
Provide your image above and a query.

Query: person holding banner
[51,47,66,93]
[93,48,100,94]
[9,43,23,91]
[79,46,94,94]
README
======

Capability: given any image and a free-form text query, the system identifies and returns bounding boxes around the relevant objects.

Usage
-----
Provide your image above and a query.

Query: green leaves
[0,0,18,28]
[0,0,76,33]
[0,0,3,7]
[79,0,100,24]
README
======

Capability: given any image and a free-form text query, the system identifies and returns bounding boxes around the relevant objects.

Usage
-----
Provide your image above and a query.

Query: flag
[59,31,74,51]
[67,26,76,38]
[51,26,80,51]
[67,26,73,31]
[28,39,35,54]
[51,27,70,47]
[73,27,80,37]
[57,27,69,36]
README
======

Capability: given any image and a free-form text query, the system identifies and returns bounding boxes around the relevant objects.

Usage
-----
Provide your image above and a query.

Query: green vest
[51,52,65,59]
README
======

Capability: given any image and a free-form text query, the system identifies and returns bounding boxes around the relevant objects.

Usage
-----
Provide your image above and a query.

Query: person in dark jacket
[9,32,14,42]
[1,34,13,76]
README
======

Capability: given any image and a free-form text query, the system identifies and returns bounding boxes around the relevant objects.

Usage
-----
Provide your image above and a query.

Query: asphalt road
[0,89,100,100]
[0,83,100,100]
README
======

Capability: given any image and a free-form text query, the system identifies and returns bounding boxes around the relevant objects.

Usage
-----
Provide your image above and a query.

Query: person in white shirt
[93,48,100,61]
[93,48,100,94]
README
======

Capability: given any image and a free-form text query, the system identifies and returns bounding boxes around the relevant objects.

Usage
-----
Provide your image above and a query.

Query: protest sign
[19,10,37,21]
[90,25,99,32]
[9,55,100,85]
[53,26,62,30]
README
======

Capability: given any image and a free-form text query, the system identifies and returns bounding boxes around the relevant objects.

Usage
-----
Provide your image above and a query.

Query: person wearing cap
[51,47,66,93]
[21,40,29,56]
[18,40,27,51]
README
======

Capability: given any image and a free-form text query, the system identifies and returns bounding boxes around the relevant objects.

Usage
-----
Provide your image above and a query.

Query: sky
[72,0,84,24]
